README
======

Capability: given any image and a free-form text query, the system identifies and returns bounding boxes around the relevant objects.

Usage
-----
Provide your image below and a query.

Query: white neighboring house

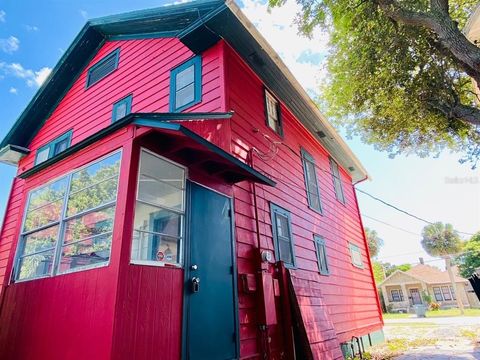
[378,263,480,313]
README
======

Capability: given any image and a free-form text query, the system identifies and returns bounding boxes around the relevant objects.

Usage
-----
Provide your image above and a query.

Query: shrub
[429,302,440,311]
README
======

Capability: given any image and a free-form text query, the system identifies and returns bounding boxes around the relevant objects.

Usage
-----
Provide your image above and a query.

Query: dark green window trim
[264,88,283,136]
[270,203,296,268]
[349,242,364,269]
[112,94,133,122]
[314,235,329,275]
[329,157,345,204]
[169,56,202,112]
[86,48,120,89]
[301,148,323,214]
[34,130,73,166]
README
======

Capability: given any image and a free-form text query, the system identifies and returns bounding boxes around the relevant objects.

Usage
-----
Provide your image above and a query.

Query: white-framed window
[349,242,363,268]
[130,149,186,267]
[433,286,443,301]
[391,289,404,302]
[441,286,453,300]
[264,90,281,134]
[15,151,122,281]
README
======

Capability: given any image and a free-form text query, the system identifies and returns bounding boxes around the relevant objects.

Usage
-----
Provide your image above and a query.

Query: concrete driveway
[383,316,480,360]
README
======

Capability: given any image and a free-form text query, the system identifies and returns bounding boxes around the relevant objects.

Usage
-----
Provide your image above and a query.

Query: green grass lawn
[383,308,480,319]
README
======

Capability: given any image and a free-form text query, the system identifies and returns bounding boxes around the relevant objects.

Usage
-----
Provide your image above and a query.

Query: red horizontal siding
[18,37,226,174]
[225,43,382,358]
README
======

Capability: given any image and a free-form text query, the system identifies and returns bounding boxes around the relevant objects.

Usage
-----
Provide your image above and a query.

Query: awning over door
[133,118,275,186]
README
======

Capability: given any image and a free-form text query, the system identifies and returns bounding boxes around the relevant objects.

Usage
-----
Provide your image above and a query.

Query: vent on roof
[86,49,120,88]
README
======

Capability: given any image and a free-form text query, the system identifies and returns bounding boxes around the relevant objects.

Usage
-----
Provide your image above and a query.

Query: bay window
[15,151,121,281]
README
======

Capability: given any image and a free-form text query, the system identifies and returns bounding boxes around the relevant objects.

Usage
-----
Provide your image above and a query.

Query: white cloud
[240,0,329,95]
[9,87,17,94]
[80,10,88,20]
[25,24,39,32]
[0,36,19,54]
[0,62,52,87]
[0,10,5,23]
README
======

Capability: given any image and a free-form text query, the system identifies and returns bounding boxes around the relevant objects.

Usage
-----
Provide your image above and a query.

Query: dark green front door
[185,182,238,360]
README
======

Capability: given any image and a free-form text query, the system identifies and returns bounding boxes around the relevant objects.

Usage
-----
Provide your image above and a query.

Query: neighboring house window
[349,243,363,268]
[170,56,202,112]
[271,203,296,267]
[301,149,322,213]
[264,89,282,135]
[329,157,345,204]
[314,235,329,275]
[433,287,443,301]
[35,130,73,165]
[442,286,452,300]
[131,149,186,267]
[86,48,120,88]
[391,289,404,302]
[15,151,122,281]
[112,94,133,122]
[450,285,457,300]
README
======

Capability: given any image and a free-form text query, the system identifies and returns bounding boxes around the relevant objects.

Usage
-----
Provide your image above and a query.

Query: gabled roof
[0,0,368,182]
[379,264,467,286]
[405,264,466,284]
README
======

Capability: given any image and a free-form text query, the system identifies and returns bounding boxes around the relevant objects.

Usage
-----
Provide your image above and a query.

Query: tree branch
[374,0,480,86]
[428,99,480,126]
[430,0,449,15]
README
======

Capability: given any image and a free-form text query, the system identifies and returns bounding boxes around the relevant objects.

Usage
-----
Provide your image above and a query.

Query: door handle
[191,277,200,293]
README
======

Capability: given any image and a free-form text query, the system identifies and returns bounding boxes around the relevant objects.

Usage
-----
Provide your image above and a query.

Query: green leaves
[457,231,480,277]
[271,0,480,164]
[421,222,462,257]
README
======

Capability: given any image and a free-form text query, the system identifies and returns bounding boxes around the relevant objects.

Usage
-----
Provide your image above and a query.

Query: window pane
[138,177,183,210]
[67,153,121,216]
[63,206,115,244]
[17,249,55,280]
[176,83,195,108]
[22,225,59,256]
[67,178,119,217]
[53,138,69,156]
[278,238,293,264]
[23,177,68,232]
[36,147,50,164]
[58,233,112,273]
[450,286,456,300]
[140,151,184,188]
[176,65,195,90]
[442,286,452,300]
[70,152,121,193]
[276,214,289,238]
[350,244,363,267]
[132,230,180,264]
[134,202,181,238]
[114,102,127,121]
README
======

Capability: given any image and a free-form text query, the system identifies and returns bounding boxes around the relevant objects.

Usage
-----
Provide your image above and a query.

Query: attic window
[264,90,282,135]
[170,56,202,112]
[86,49,120,88]
[112,94,132,122]
[35,130,72,165]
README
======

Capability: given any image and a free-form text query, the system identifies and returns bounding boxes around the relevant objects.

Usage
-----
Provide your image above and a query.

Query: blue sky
[0,0,478,269]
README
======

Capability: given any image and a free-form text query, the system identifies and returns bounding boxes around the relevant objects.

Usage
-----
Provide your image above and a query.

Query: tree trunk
[445,256,465,315]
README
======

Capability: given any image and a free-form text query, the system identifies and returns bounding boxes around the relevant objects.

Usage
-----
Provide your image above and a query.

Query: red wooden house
[0,1,383,359]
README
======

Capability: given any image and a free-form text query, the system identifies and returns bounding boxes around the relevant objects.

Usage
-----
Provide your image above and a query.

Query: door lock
[191,277,200,293]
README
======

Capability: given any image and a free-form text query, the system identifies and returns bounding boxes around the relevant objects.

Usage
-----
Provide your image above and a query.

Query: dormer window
[264,89,282,135]
[35,130,72,165]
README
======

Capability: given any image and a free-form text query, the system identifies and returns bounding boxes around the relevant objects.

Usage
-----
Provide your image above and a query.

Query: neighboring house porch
[379,264,479,313]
